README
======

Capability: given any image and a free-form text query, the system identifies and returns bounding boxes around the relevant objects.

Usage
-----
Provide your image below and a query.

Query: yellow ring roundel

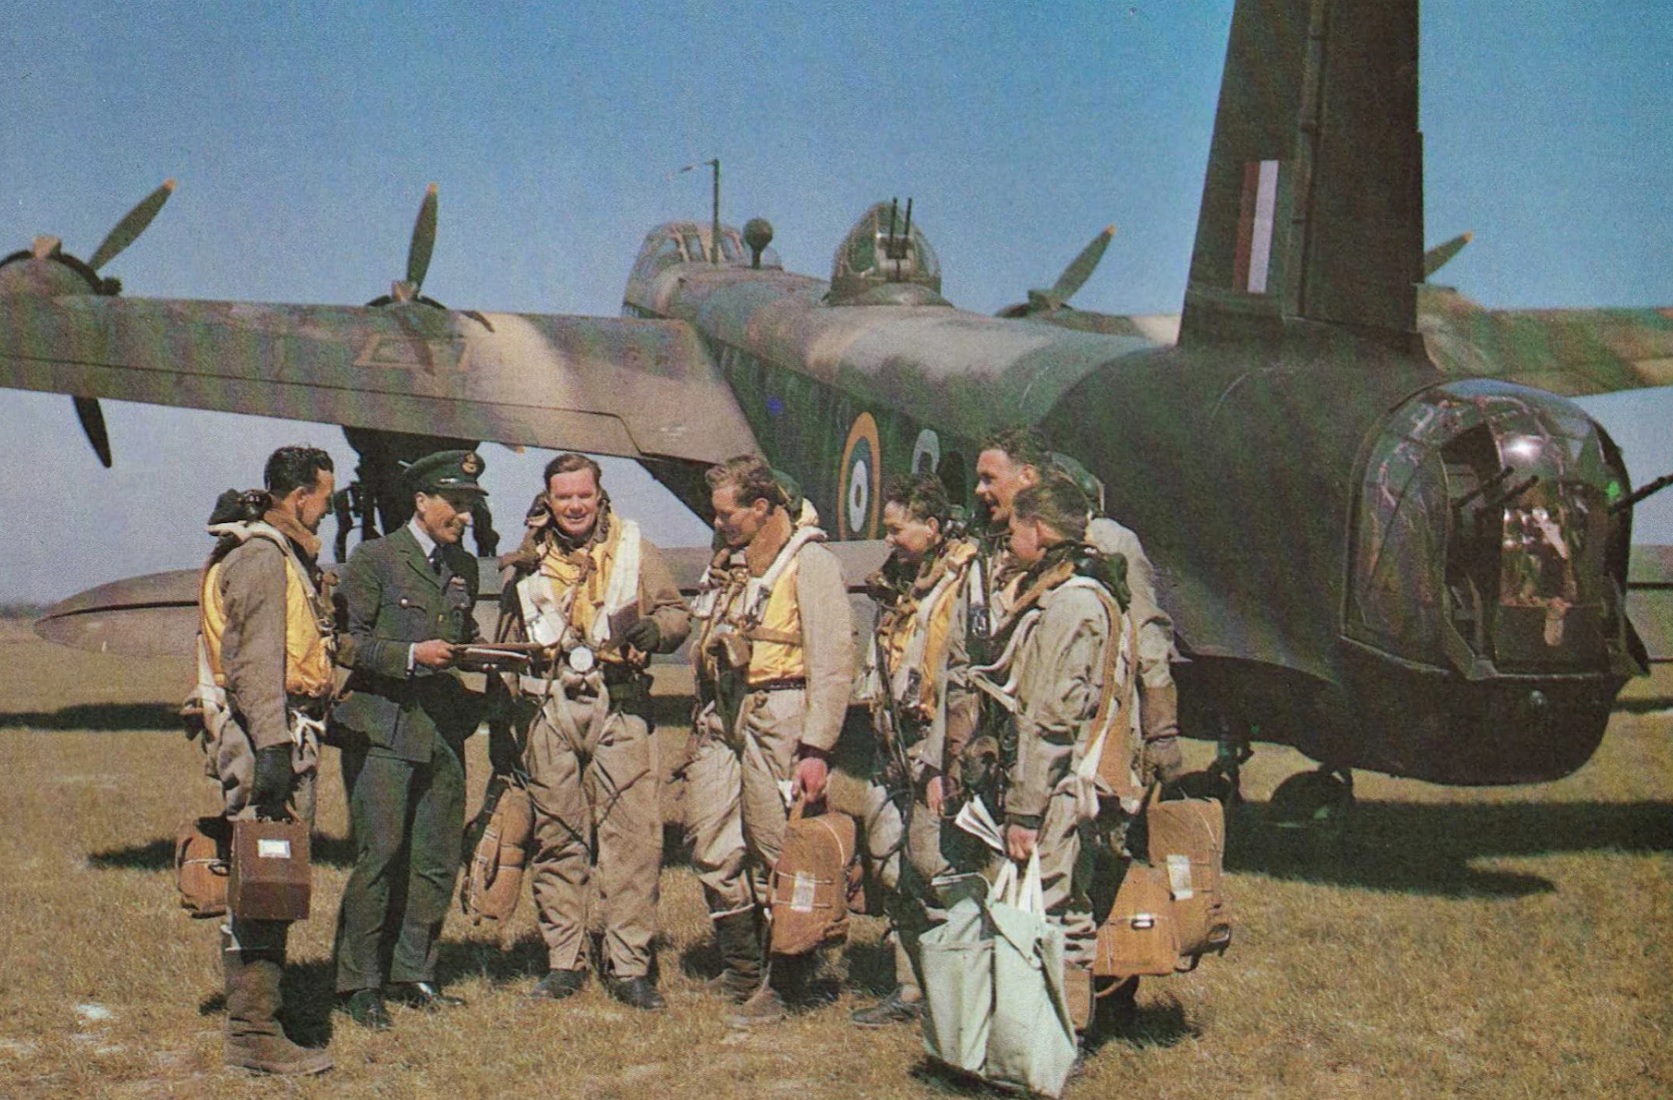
[838,411,882,539]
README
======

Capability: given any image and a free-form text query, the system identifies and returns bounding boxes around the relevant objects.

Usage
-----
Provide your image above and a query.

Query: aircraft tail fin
[1179,0,1424,349]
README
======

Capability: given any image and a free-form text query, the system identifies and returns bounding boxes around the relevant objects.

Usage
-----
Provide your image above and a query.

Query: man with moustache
[332,450,488,1029]
[194,445,337,1075]
[497,453,690,1010]
[686,454,855,1027]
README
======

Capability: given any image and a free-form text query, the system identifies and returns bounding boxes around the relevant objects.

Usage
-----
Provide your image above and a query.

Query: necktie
[429,545,445,575]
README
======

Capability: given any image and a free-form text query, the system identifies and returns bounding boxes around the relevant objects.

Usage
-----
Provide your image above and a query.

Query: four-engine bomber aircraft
[4,0,1667,813]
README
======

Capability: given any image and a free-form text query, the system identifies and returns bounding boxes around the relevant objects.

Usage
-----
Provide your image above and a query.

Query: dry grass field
[0,615,1668,1099]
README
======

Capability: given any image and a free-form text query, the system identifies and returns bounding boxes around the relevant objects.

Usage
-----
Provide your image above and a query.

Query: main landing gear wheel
[1267,767,1354,829]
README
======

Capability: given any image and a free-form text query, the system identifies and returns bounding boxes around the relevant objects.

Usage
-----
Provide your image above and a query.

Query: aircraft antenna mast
[709,158,721,264]
[674,158,722,263]
[901,197,913,279]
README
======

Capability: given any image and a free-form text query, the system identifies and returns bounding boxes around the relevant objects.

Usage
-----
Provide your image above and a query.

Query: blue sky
[1,0,1669,603]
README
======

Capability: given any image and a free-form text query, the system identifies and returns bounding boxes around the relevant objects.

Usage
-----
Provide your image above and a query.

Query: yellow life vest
[747,554,806,684]
[873,539,977,718]
[531,512,623,643]
[199,524,335,698]
[693,525,825,686]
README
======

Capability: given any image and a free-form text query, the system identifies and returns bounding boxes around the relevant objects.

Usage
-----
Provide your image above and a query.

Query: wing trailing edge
[0,295,757,465]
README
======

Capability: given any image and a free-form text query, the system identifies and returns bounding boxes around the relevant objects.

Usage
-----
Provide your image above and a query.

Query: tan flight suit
[858,538,982,1000]
[686,508,855,924]
[999,562,1133,1023]
[502,511,689,980]
[1086,516,1180,746]
[194,508,335,1070]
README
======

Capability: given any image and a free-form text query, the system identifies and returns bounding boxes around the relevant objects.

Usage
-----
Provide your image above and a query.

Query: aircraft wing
[0,295,756,463]
[1419,298,1673,396]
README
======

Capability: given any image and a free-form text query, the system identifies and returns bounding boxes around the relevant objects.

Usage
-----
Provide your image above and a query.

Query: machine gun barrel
[1611,470,1673,514]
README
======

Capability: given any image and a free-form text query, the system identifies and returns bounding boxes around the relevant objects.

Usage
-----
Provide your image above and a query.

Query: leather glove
[1142,735,1185,786]
[488,721,522,777]
[250,744,294,821]
[622,618,661,652]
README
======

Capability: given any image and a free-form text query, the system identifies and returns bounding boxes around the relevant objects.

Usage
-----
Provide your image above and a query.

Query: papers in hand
[954,796,1006,853]
[454,645,537,673]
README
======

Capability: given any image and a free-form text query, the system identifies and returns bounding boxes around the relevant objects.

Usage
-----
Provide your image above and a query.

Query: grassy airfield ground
[0,615,1668,1099]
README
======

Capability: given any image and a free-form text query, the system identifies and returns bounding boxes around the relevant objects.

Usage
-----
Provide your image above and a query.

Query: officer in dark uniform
[332,450,488,1028]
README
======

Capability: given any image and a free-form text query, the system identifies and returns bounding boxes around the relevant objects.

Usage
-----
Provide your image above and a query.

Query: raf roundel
[838,411,881,539]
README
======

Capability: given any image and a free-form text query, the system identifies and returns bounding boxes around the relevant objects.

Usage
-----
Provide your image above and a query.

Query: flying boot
[851,933,924,1027]
[726,950,824,1028]
[704,909,764,1003]
[223,928,332,1075]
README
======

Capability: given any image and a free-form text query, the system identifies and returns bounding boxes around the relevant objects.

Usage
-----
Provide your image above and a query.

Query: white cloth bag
[920,852,1079,1098]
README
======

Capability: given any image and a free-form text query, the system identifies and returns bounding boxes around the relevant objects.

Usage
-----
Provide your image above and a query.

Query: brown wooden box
[228,820,311,921]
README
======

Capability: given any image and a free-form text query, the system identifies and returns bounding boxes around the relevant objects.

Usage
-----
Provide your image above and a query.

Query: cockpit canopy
[629,221,776,286]
[827,201,948,307]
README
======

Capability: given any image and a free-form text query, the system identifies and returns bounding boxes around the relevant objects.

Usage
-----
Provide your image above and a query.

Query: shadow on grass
[0,702,182,732]
[87,831,360,871]
[437,931,549,989]
[195,934,554,1045]
[839,936,897,998]
[1229,798,1673,896]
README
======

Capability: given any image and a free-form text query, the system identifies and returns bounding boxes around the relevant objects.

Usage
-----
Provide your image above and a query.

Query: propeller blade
[1047,224,1115,302]
[406,183,439,291]
[1423,231,1473,280]
[88,179,175,273]
[73,396,113,468]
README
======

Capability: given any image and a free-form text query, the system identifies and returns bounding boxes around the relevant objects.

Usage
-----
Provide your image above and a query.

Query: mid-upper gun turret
[826,199,948,307]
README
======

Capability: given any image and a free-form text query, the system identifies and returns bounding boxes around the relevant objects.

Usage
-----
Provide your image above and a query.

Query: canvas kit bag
[767,797,861,955]
[175,815,231,918]
[1095,785,1232,980]
[460,774,535,924]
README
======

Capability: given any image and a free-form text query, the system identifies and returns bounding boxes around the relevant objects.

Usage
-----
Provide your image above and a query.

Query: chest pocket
[392,594,436,638]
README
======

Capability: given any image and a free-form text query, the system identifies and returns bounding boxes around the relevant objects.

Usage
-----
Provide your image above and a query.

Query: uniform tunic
[332,522,483,994]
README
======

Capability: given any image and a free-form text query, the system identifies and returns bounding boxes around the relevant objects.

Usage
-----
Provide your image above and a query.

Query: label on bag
[257,839,293,859]
[1166,854,1194,900]
[791,871,817,912]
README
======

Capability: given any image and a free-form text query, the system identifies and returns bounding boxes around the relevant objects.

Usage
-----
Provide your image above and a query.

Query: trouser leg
[686,702,749,918]
[862,771,955,1000]
[525,701,593,973]
[334,748,411,993]
[389,742,466,985]
[592,710,661,979]
[1038,790,1098,1032]
[737,688,802,895]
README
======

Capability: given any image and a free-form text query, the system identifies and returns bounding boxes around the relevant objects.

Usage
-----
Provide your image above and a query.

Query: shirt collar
[407,518,438,559]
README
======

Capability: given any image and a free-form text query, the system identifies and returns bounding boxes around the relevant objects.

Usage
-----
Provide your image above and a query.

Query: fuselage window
[681,233,707,262]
